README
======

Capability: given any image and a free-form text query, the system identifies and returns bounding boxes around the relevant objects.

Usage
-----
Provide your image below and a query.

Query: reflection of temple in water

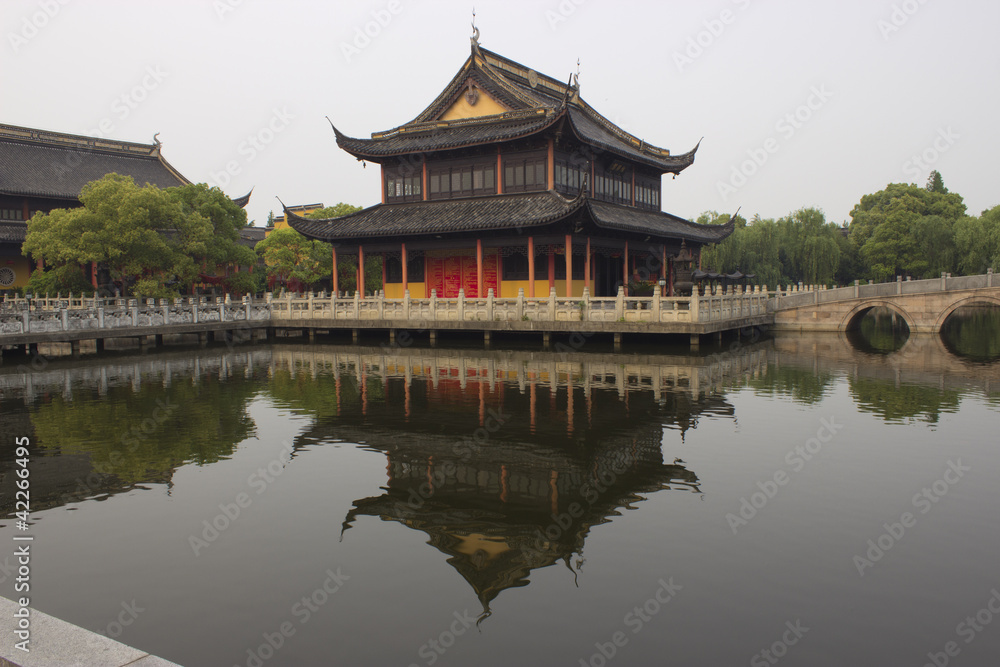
[278,344,766,619]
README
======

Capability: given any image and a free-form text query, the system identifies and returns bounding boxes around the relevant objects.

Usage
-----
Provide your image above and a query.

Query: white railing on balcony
[0,296,270,336]
[269,285,770,326]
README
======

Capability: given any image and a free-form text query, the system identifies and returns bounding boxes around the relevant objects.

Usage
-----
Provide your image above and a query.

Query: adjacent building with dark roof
[287,36,731,298]
[0,123,251,290]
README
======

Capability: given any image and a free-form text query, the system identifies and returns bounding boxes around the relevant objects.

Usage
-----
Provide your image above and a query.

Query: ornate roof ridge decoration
[326,44,699,173]
[0,122,168,159]
[231,187,253,209]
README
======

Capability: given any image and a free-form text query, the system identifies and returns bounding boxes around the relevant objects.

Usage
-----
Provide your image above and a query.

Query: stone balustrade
[270,285,769,325]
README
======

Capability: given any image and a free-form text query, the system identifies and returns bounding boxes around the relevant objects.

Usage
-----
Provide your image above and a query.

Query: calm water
[1,323,999,666]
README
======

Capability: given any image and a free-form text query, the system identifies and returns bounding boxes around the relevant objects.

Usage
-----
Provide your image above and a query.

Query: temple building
[0,123,252,291]
[286,35,732,298]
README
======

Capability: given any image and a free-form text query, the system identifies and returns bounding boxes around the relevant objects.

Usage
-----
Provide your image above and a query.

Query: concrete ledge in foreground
[0,596,181,667]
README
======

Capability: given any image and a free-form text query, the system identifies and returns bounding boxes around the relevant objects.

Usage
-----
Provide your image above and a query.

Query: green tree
[166,183,257,276]
[254,227,332,290]
[848,182,965,280]
[776,208,842,285]
[953,206,1000,275]
[23,173,213,297]
[926,170,948,193]
[306,202,362,219]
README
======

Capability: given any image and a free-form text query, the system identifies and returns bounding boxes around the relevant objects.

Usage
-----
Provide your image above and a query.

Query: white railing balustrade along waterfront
[267,285,769,325]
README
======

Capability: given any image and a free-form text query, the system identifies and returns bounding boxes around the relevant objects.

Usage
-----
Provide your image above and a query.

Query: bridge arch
[841,300,916,333]
[932,295,1000,332]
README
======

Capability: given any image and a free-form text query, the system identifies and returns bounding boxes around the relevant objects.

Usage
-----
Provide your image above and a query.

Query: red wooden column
[331,246,338,294]
[401,243,408,294]
[585,237,591,294]
[357,245,364,296]
[623,240,629,295]
[476,239,484,298]
[547,250,555,293]
[661,245,667,296]
[528,236,535,297]
[565,234,572,298]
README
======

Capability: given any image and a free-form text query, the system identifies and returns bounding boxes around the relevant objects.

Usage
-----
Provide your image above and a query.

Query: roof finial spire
[470,7,480,49]
[572,58,581,92]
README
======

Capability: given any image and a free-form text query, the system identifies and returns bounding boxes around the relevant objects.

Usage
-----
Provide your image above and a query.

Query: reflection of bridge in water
[771,333,1000,395]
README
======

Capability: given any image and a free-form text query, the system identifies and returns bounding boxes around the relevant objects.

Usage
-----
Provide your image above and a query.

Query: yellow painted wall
[439,88,508,121]
[384,282,426,299]
[500,280,588,298]
[0,256,31,289]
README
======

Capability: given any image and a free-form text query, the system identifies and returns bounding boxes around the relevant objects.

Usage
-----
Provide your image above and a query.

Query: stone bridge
[769,271,999,333]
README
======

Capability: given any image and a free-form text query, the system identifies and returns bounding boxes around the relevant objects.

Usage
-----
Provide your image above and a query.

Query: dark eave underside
[288,191,732,245]
[334,111,556,160]
[0,138,188,200]
[289,191,581,240]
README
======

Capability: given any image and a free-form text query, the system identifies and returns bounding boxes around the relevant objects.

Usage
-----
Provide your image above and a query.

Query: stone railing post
[690,289,700,321]
[98,307,105,329]
[549,287,557,321]
[897,275,902,295]
[987,268,993,288]
[308,291,314,317]
[192,301,199,324]
[403,289,410,320]
[457,289,466,320]
[353,290,361,319]
[486,288,494,321]
[652,288,661,321]
[582,287,590,322]
[377,291,384,318]
[430,289,437,320]
[22,310,29,333]
[941,272,947,291]
[615,285,624,319]
[61,307,69,331]
[516,288,524,320]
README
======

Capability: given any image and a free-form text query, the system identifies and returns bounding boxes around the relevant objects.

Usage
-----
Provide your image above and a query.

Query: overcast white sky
[4,0,997,227]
